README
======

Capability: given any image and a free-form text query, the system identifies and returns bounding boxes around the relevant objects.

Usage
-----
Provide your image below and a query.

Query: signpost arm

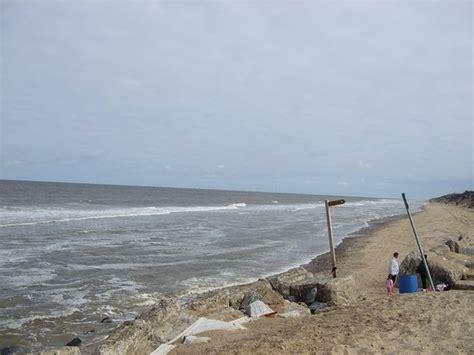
[401,193,435,291]
[325,200,337,278]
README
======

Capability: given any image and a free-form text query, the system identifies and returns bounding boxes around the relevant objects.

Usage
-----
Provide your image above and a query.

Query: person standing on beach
[417,254,429,290]
[388,252,399,283]
[386,274,394,295]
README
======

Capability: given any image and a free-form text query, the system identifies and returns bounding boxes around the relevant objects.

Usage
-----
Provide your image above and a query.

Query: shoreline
[302,210,422,275]
[85,208,423,354]
[302,213,406,274]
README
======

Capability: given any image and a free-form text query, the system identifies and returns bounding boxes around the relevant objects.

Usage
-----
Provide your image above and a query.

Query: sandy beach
[169,202,474,354]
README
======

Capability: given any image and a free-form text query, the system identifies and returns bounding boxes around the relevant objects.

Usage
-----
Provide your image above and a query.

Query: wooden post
[325,200,337,278]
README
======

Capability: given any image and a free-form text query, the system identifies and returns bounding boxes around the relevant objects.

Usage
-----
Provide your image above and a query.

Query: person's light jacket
[388,257,399,275]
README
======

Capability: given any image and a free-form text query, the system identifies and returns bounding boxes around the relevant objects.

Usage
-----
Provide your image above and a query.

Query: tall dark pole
[401,193,435,291]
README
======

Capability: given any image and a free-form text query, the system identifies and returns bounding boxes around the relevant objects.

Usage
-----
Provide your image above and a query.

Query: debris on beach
[182,335,210,345]
[177,317,246,336]
[150,317,246,355]
[96,270,358,354]
[244,300,275,318]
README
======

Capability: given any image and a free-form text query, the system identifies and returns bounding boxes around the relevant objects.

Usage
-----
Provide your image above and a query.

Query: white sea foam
[1,308,82,330]
[342,199,402,208]
[0,199,408,228]
[97,304,123,317]
[0,203,248,227]
[174,274,257,295]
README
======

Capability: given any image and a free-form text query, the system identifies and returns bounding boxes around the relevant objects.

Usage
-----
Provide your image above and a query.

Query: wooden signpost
[325,199,345,278]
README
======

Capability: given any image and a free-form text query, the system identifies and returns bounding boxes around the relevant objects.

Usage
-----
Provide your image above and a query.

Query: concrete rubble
[37,266,359,355]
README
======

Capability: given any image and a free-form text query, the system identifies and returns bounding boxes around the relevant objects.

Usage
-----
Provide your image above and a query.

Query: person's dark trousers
[391,274,397,283]
[421,275,427,289]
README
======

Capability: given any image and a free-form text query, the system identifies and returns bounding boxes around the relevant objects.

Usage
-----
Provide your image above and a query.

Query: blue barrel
[399,274,418,293]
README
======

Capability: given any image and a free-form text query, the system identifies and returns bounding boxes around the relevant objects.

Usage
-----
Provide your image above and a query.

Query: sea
[0,180,424,352]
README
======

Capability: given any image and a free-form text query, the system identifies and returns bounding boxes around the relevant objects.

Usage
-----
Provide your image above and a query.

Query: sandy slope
[172,203,474,354]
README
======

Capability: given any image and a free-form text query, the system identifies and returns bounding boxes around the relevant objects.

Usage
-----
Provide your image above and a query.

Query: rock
[288,281,320,305]
[1,347,19,355]
[244,300,275,318]
[267,268,314,298]
[239,291,262,310]
[309,301,329,313]
[399,251,467,286]
[96,318,161,355]
[272,299,310,315]
[304,287,317,305]
[315,275,357,306]
[398,251,423,277]
[260,288,285,305]
[217,279,273,309]
[100,316,112,323]
[453,280,474,290]
[430,244,451,256]
[464,247,474,255]
[445,234,473,255]
[65,338,81,347]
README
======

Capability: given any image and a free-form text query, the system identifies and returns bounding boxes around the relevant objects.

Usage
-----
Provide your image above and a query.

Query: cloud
[1,1,471,198]
[358,161,372,169]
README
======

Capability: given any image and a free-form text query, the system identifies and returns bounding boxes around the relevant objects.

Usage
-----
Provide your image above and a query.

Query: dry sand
[171,203,474,354]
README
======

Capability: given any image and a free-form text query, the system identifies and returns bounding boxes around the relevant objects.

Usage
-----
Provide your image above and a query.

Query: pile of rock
[93,268,357,355]
[33,267,358,355]
[398,236,473,287]
[445,234,474,256]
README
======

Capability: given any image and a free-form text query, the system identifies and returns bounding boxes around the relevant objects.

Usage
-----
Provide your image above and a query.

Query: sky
[1,0,472,199]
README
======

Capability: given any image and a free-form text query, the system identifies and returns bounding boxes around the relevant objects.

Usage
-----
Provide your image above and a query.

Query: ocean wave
[341,199,399,207]
[0,308,82,330]
[0,199,407,228]
[0,203,249,228]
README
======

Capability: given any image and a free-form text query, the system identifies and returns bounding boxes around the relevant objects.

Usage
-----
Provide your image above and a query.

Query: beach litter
[182,335,210,345]
[245,300,276,318]
[150,317,246,355]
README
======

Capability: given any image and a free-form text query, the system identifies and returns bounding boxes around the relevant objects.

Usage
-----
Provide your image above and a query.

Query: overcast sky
[1,0,472,198]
